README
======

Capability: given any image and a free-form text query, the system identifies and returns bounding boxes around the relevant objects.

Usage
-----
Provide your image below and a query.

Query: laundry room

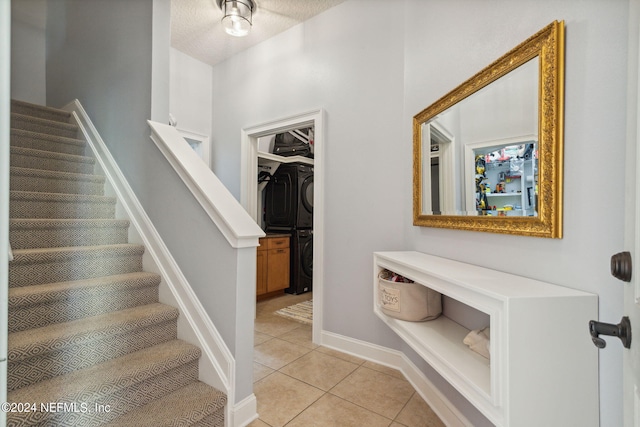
[255,128,314,301]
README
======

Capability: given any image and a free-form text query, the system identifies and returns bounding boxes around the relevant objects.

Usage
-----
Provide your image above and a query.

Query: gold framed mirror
[413,20,565,238]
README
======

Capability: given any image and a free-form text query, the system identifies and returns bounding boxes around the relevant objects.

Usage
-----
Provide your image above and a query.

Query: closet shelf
[258,151,314,166]
[485,193,521,197]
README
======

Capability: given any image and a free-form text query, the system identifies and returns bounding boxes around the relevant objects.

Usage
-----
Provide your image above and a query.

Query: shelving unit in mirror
[373,251,598,427]
[258,151,314,166]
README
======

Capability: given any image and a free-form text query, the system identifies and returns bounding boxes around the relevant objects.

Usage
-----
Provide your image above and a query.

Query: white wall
[211,0,632,425]
[11,0,46,103]
[458,58,538,148]
[170,48,213,141]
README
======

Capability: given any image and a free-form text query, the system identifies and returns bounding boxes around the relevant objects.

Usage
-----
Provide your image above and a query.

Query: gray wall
[213,0,408,348]
[405,2,627,425]
[44,0,254,403]
[11,0,47,103]
[210,0,633,425]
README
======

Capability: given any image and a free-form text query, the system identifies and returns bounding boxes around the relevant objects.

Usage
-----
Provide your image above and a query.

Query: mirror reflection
[472,140,537,216]
[423,57,538,216]
[413,20,564,238]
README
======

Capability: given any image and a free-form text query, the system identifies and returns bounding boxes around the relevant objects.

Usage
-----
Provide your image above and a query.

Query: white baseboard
[320,330,472,427]
[229,393,258,427]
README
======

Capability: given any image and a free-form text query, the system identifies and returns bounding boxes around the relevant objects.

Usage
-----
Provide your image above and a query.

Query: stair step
[6,339,201,427]
[8,272,161,332]
[9,244,144,287]
[11,99,72,123]
[11,112,79,139]
[7,303,179,391]
[10,145,95,175]
[103,381,227,427]
[10,166,105,196]
[6,100,225,426]
[11,128,86,156]
[9,190,116,219]
[10,218,129,249]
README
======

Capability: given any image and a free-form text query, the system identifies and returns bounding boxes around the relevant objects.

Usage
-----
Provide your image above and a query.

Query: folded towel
[463,327,490,359]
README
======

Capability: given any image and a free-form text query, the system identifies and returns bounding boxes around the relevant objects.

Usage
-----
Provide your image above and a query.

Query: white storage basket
[377,270,442,322]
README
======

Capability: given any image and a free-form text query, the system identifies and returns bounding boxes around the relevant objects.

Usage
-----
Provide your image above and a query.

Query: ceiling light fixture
[218,0,255,37]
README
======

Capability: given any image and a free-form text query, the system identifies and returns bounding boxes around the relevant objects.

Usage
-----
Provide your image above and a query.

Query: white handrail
[148,121,264,249]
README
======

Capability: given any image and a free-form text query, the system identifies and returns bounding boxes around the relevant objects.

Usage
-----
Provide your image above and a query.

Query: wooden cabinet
[256,247,268,295]
[257,235,290,297]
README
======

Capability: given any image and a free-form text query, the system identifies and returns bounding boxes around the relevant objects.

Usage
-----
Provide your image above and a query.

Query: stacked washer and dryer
[264,162,314,294]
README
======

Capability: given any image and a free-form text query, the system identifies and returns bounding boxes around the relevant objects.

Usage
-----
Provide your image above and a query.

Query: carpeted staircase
[7,99,227,426]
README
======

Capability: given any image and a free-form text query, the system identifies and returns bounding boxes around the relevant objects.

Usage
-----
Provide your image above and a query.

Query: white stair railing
[61,100,263,427]
[148,121,264,249]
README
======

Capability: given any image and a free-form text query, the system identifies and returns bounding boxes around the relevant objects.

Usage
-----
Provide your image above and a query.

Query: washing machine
[264,163,313,230]
[286,229,313,295]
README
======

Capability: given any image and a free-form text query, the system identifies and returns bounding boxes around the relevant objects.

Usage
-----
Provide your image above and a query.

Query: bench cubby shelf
[373,251,599,427]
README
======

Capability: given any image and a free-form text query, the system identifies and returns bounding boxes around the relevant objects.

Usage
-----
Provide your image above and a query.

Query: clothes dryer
[286,229,313,295]
[264,163,313,230]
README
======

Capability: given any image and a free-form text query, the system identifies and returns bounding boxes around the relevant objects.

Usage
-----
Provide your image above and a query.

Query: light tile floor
[250,293,446,427]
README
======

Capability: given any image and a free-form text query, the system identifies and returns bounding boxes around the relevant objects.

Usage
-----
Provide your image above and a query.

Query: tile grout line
[253,295,440,427]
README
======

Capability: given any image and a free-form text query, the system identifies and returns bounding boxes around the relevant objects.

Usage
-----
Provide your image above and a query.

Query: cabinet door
[256,250,267,295]
[267,248,290,292]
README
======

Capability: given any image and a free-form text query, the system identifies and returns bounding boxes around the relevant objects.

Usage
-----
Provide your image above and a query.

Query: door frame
[0,0,10,423]
[426,121,455,214]
[624,0,640,424]
[240,109,325,344]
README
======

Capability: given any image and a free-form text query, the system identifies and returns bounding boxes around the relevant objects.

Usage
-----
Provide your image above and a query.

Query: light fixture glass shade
[221,0,253,37]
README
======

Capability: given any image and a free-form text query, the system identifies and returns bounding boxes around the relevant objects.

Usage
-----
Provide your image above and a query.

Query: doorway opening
[241,110,325,344]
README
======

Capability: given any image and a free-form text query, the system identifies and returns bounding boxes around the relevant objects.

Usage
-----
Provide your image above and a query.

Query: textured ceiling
[171,0,346,66]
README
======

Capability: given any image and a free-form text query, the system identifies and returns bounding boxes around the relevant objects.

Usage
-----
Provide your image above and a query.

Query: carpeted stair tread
[10,165,104,183]
[10,218,130,249]
[9,243,144,287]
[8,307,179,391]
[10,218,129,231]
[103,381,227,427]
[10,166,105,195]
[11,128,86,156]
[8,272,161,332]
[11,145,95,174]
[7,99,226,425]
[11,99,72,122]
[10,243,144,265]
[9,190,116,219]
[8,302,178,362]
[11,112,79,139]
[9,272,159,307]
[6,340,202,427]
[9,190,112,203]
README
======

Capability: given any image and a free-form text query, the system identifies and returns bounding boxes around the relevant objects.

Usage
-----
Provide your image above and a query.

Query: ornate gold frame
[413,20,565,238]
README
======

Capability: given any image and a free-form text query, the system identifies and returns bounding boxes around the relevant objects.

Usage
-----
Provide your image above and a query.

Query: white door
[624,2,640,424]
